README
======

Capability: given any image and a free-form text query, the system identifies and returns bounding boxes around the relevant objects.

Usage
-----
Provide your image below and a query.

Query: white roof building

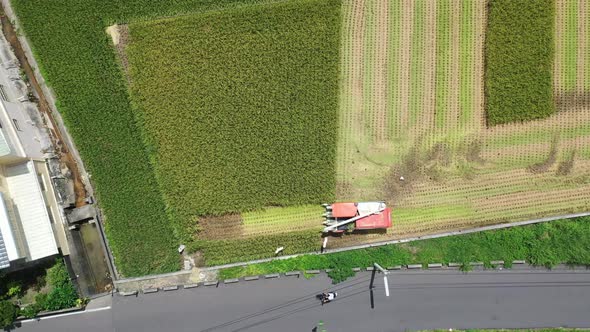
[0,41,67,269]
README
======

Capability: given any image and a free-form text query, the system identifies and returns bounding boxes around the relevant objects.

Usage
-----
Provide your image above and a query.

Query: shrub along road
[18,266,590,332]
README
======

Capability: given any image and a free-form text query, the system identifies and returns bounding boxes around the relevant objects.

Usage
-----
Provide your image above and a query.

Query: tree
[0,300,18,329]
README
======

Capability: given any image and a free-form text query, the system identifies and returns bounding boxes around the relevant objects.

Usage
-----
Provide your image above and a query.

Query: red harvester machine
[322,202,392,234]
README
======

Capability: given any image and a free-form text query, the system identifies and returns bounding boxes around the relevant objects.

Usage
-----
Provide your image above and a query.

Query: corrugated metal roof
[0,129,11,157]
[5,161,57,261]
[0,231,9,269]
[0,192,18,268]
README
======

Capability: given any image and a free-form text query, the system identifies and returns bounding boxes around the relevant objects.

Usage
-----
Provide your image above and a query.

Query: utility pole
[369,263,390,309]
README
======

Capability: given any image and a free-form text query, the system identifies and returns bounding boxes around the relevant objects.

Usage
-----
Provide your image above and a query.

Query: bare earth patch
[198,214,244,240]
[107,24,131,83]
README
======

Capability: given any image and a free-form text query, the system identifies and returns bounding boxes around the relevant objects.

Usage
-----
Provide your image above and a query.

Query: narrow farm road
[16,266,590,332]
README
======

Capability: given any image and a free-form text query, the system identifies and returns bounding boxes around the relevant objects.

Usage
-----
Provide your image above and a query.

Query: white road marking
[20,306,112,323]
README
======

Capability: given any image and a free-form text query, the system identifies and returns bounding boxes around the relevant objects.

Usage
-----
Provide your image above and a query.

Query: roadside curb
[115,261,590,297]
[142,288,158,294]
[16,306,85,321]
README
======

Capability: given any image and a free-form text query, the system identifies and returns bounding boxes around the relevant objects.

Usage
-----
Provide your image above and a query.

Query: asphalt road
[16,267,590,332]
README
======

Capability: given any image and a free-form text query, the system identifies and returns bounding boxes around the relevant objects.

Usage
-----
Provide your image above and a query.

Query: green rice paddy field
[10,0,590,276]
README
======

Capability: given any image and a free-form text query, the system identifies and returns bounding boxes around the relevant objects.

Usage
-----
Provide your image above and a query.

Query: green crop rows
[10,0,333,276]
[200,229,320,266]
[485,0,555,125]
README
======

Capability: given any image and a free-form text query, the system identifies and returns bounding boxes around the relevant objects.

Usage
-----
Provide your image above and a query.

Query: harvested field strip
[563,0,578,91]
[483,108,590,149]
[458,0,474,127]
[394,204,475,223]
[555,0,565,92]
[482,136,590,164]
[484,108,590,138]
[409,0,425,128]
[397,0,414,137]
[242,205,323,237]
[587,0,590,90]
[362,0,377,144]
[471,0,486,130]
[435,0,451,130]
[564,0,578,91]
[577,0,585,92]
[447,0,461,135]
[336,0,355,194]
[485,120,590,149]
[375,0,389,142]
[421,0,437,140]
[387,0,401,138]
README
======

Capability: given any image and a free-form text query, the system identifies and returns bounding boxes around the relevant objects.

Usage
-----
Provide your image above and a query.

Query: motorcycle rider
[321,291,337,304]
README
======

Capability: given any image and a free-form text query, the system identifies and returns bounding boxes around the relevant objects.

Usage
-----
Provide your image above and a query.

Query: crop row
[197,229,320,266]
[485,0,555,125]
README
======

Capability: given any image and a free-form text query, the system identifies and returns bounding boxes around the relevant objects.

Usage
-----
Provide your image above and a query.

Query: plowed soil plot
[334,0,590,248]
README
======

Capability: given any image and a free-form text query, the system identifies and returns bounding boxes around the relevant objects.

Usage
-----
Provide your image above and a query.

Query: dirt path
[577,0,586,100]
[420,0,437,139]
[373,0,389,143]
[448,0,461,129]
[398,0,414,133]
[0,14,87,207]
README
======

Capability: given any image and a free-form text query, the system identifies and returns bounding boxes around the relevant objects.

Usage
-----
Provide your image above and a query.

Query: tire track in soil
[419,0,437,140]
[373,0,389,143]
[448,0,461,129]
[398,0,414,135]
